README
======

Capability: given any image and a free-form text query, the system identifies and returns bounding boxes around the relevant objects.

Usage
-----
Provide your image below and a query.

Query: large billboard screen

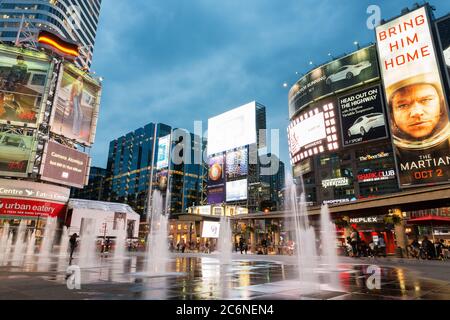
[436,15,450,77]
[338,85,388,147]
[207,102,256,156]
[0,45,52,126]
[226,179,247,202]
[0,178,69,219]
[50,63,101,146]
[208,154,224,187]
[226,147,248,180]
[289,45,379,118]
[0,131,36,177]
[156,135,170,169]
[288,99,340,165]
[376,6,450,187]
[40,140,90,188]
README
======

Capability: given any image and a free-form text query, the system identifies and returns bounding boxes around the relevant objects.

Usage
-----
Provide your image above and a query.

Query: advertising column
[376,6,450,187]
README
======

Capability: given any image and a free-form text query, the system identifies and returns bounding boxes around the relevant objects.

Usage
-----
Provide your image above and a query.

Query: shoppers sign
[40,140,90,188]
[376,6,450,187]
[289,45,379,118]
[338,85,388,146]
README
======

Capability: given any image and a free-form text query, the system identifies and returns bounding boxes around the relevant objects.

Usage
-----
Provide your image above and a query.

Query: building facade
[71,166,108,201]
[0,0,102,68]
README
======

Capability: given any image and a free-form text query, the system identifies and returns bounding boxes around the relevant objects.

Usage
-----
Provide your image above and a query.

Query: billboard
[208,154,224,187]
[0,131,36,177]
[288,98,340,164]
[338,85,388,146]
[357,169,396,183]
[376,7,450,187]
[0,178,69,219]
[0,45,52,126]
[226,179,247,202]
[40,140,90,188]
[202,221,220,238]
[50,63,101,145]
[436,15,450,77]
[207,101,256,156]
[226,147,248,180]
[207,186,225,205]
[156,135,170,169]
[156,170,168,191]
[289,45,379,118]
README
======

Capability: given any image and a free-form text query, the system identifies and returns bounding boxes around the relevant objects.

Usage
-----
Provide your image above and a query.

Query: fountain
[39,217,57,256]
[218,215,232,265]
[26,230,36,256]
[59,226,69,257]
[0,223,10,264]
[114,219,127,259]
[1,231,13,266]
[146,190,168,275]
[285,174,320,293]
[320,204,341,290]
[78,218,98,267]
[12,220,27,265]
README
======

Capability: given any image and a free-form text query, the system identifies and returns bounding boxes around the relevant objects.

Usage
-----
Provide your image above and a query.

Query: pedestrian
[377,233,386,257]
[244,241,248,254]
[235,240,239,253]
[69,233,78,260]
[205,241,210,254]
[239,238,244,254]
[421,236,434,259]
[350,229,359,257]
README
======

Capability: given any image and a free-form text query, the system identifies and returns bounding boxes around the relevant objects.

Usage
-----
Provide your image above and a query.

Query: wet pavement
[0,252,450,300]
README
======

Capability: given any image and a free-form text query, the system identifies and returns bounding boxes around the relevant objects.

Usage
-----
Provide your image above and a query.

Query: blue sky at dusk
[89,0,450,169]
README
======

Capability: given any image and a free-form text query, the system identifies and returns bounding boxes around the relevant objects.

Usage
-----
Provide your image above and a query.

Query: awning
[407,215,450,225]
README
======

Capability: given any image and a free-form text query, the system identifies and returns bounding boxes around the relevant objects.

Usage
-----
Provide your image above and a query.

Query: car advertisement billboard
[288,98,340,165]
[0,178,69,219]
[207,101,256,156]
[0,131,36,177]
[50,63,101,146]
[156,134,171,169]
[226,147,248,180]
[226,179,247,202]
[376,6,450,187]
[288,45,379,118]
[338,85,388,147]
[436,14,450,77]
[0,45,52,126]
[40,140,90,188]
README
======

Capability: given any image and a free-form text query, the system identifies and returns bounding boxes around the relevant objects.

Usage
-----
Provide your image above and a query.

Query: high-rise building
[260,153,285,211]
[105,123,206,218]
[0,0,102,68]
[71,166,108,201]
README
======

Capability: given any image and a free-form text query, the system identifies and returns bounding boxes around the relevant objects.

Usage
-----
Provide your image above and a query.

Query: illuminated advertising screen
[226,147,248,180]
[208,154,224,187]
[207,102,256,156]
[207,186,225,205]
[436,15,450,77]
[156,135,170,169]
[202,221,220,238]
[226,179,247,202]
[376,6,450,187]
[40,140,90,188]
[0,44,52,126]
[357,169,396,183]
[0,131,36,177]
[50,63,101,145]
[288,99,340,165]
[338,85,388,146]
[289,45,379,118]
[0,178,69,219]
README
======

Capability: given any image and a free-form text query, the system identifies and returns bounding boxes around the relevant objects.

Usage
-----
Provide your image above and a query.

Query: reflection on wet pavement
[0,253,449,300]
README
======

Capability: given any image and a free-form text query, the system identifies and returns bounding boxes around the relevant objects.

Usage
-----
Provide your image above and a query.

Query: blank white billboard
[226,179,248,202]
[207,102,257,156]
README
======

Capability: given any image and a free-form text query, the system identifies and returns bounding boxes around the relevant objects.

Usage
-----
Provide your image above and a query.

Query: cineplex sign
[0,178,69,218]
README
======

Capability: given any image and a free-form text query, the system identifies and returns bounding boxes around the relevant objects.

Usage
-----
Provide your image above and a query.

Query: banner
[338,85,388,146]
[289,45,379,118]
[156,135,170,169]
[40,140,90,188]
[0,45,51,126]
[0,131,35,177]
[376,6,450,187]
[208,154,224,187]
[226,147,248,180]
[50,63,101,145]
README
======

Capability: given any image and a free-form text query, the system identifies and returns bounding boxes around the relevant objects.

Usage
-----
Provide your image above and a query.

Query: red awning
[407,215,450,225]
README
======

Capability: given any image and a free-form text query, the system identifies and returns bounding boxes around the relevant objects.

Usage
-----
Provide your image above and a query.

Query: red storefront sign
[0,198,66,218]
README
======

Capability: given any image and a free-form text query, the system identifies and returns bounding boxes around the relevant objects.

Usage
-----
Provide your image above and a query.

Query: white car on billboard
[0,133,32,163]
[326,60,372,85]
[347,113,385,137]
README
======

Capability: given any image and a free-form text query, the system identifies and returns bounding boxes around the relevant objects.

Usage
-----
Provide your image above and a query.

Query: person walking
[377,233,386,257]
[69,233,78,261]
[422,236,434,260]
[350,229,359,257]
[239,238,244,254]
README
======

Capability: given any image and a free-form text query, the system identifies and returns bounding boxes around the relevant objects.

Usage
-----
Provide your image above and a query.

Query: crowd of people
[344,230,387,258]
[407,237,448,260]
[169,239,215,254]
